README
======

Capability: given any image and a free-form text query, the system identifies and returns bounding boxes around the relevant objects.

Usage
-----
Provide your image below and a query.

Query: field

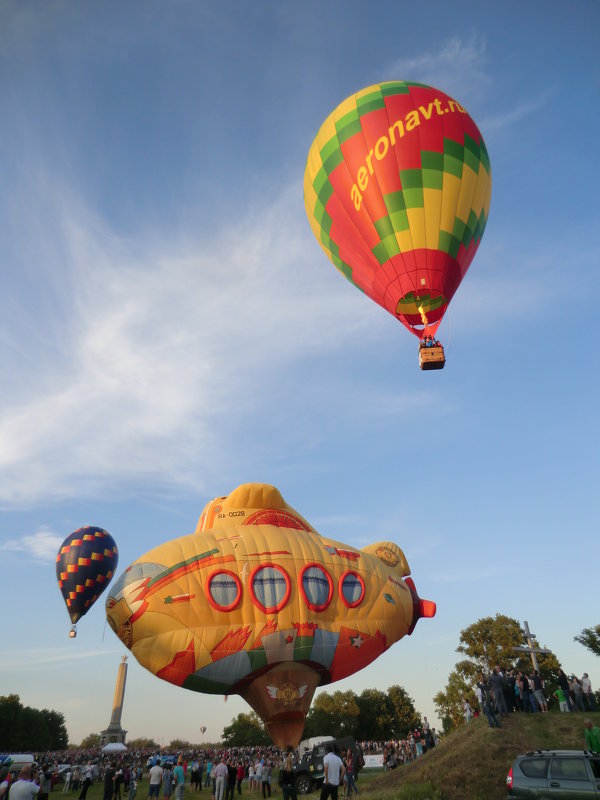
[54,712,600,800]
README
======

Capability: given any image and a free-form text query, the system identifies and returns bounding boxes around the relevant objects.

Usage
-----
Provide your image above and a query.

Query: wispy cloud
[0,526,63,562]
[0,172,391,508]
[383,32,491,106]
[0,645,120,670]
[480,90,554,136]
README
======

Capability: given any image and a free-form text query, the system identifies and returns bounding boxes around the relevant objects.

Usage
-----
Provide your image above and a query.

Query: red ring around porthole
[248,562,291,613]
[206,569,242,612]
[339,570,365,608]
[299,563,333,612]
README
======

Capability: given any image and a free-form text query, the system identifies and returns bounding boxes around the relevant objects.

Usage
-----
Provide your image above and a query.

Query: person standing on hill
[582,673,596,710]
[490,667,508,716]
[584,719,600,752]
[571,677,586,711]
[519,672,531,712]
[477,676,501,729]
[532,670,548,712]
[558,669,573,711]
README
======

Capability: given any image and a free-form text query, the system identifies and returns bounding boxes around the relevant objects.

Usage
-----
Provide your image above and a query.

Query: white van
[2,755,36,776]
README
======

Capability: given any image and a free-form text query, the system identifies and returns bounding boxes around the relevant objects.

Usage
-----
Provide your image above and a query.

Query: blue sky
[1,0,598,746]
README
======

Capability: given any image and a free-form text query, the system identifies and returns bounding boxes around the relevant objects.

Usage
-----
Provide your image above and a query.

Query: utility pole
[513,620,552,672]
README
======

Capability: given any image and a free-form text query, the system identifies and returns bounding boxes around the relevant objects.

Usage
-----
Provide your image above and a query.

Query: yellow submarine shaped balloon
[106,483,435,746]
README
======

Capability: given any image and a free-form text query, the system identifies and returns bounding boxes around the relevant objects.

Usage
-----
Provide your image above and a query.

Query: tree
[434,614,562,731]
[574,625,600,657]
[355,689,395,741]
[387,685,421,738]
[221,713,270,747]
[80,733,102,749]
[434,670,477,733]
[457,614,525,672]
[0,695,68,750]
[168,739,191,752]
[304,691,359,739]
[0,695,23,750]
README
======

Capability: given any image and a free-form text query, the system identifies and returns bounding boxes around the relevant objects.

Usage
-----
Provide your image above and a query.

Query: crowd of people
[462,666,596,729]
[365,720,440,771]
[0,728,442,800]
[1,678,595,800]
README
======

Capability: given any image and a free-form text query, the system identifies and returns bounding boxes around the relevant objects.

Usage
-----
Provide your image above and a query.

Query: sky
[1,0,599,748]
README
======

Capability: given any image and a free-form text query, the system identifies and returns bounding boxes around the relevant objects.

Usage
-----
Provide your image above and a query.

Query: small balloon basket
[419,344,446,370]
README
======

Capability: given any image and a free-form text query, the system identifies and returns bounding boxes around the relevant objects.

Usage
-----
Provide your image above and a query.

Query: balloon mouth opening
[395,291,447,326]
[404,577,436,635]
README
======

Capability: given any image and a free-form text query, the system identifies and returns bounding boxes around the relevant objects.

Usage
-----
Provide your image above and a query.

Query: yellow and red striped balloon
[304,81,492,340]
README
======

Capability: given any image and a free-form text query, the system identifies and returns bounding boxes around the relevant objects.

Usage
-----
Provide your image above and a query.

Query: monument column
[101,656,128,744]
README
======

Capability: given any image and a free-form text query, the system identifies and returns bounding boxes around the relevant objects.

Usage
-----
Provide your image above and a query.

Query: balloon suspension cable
[69,624,77,639]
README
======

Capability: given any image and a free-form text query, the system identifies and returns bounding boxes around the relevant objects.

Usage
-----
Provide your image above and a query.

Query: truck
[290,737,363,795]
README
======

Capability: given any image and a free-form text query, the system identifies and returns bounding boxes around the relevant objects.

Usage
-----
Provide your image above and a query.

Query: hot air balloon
[56,526,119,637]
[304,81,492,370]
[105,483,435,747]
[200,726,207,735]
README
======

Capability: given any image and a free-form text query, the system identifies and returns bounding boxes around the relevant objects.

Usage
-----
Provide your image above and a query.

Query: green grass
[355,711,600,800]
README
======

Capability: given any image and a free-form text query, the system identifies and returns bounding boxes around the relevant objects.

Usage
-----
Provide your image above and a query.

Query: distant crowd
[0,725,443,800]
[462,667,595,728]
[360,718,441,770]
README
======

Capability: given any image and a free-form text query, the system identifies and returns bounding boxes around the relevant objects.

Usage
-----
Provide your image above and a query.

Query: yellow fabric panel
[395,229,415,253]
[423,188,443,250]
[440,173,461,234]
[455,163,478,224]
[406,207,427,249]
[472,164,493,218]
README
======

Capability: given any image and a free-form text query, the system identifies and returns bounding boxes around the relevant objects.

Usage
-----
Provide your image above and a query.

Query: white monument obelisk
[101,656,128,745]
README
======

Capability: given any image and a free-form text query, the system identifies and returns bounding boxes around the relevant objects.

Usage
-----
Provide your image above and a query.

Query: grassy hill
[358,711,600,800]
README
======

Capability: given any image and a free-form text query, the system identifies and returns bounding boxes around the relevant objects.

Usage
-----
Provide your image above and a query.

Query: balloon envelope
[56,526,118,625]
[304,81,492,339]
[106,483,435,747]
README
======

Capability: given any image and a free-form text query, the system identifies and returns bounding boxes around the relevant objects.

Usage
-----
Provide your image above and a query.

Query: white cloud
[0,526,64,562]
[0,174,388,507]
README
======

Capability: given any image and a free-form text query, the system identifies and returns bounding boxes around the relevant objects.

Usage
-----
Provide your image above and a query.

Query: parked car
[506,749,600,798]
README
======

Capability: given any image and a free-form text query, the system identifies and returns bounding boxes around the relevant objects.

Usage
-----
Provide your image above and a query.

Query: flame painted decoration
[304,81,492,343]
[106,483,435,747]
